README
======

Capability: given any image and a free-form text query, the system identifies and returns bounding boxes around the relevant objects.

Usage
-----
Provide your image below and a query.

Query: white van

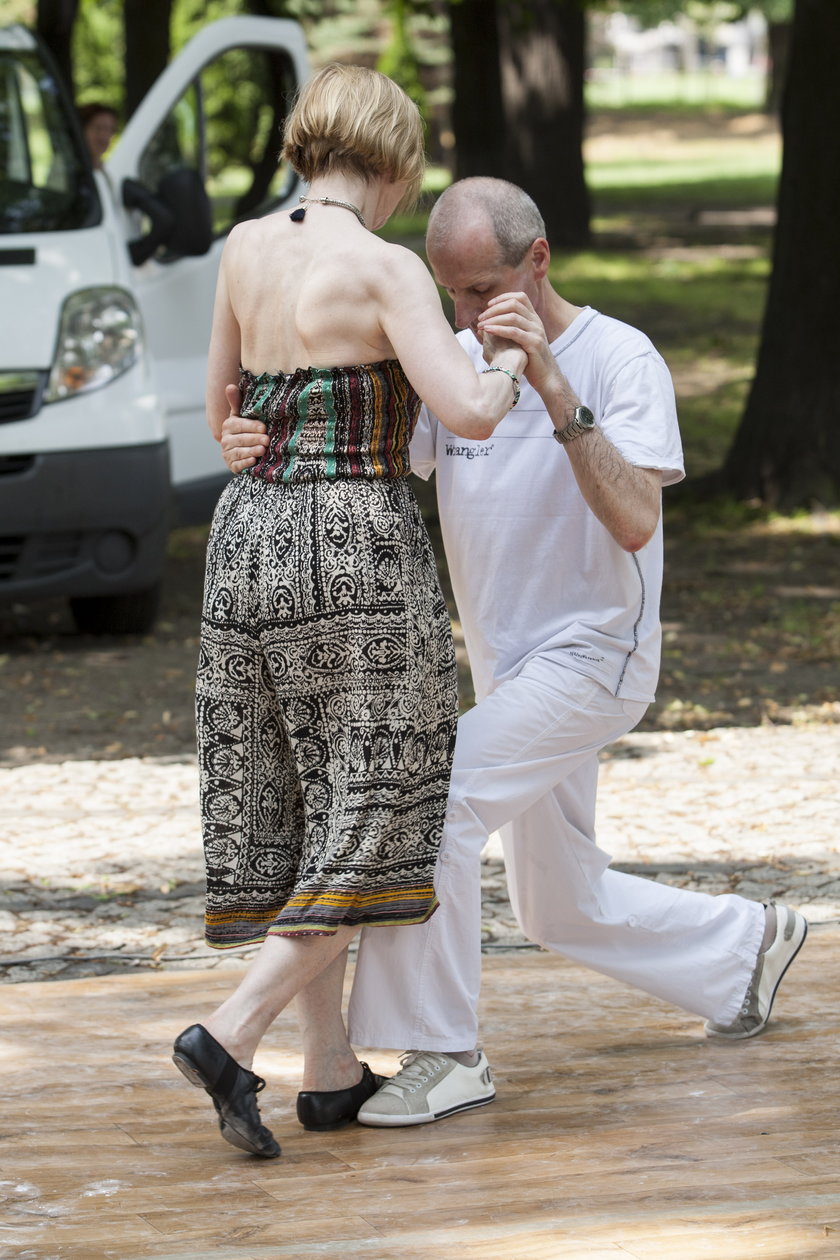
[0,16,308,632]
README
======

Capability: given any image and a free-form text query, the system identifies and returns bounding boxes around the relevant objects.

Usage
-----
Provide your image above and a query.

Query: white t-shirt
[409,307,685,704]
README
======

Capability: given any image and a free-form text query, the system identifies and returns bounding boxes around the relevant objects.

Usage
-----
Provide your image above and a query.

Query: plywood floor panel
[1,930,838,1259]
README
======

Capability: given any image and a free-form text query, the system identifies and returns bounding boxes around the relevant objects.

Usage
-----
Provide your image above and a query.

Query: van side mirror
[123,178,176,266]
[122,168,213,266]
[156,168,214,257]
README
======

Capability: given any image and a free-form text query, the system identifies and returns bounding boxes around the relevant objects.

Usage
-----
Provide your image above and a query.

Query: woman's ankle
[300,1051,363,1093]
[202,1015,258,1071]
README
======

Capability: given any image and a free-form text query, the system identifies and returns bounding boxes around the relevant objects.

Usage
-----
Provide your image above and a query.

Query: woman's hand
[480,329,527,375]
[478,292,557,395]
[219,384,268,473]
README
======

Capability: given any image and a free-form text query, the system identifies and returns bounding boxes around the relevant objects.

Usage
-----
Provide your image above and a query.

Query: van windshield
[0,48,100,233]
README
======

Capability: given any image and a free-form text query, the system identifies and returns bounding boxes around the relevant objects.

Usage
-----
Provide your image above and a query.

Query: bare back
[206,196,527,443]
[225,209,400,373]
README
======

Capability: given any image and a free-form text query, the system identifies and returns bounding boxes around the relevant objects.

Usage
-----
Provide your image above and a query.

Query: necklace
[290,195,366,228]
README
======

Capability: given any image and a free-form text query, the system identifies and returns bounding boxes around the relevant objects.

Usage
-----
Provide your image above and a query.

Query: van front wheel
[69,584,162,635]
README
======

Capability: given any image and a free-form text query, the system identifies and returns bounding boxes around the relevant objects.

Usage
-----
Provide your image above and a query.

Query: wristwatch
[552,405,596,444]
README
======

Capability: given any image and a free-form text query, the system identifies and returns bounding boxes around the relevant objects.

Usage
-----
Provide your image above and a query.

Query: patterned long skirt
[196,472,458,945]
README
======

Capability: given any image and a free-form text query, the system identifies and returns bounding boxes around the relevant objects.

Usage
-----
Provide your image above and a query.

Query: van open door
[0,17,308,636]
[107,16,309,524]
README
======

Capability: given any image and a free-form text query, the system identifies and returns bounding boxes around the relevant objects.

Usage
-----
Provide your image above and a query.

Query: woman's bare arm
[377,247,525,438]
[205,238,244,441]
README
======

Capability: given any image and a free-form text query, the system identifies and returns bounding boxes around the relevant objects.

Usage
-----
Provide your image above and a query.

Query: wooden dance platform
[2,932,839,1259]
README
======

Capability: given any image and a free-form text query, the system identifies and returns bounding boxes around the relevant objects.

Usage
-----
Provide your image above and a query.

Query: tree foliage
[73,0,122,109]
[377,0,427,113]
[610,0,792,24]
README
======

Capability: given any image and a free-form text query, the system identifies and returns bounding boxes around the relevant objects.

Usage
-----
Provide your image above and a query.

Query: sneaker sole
[357,1089,496,1127]
[705,914,808,1041]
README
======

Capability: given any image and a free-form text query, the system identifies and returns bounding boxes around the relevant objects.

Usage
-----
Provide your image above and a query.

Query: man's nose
[454,296,481,330]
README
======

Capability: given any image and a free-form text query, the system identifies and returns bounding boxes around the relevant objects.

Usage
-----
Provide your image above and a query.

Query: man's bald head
[426,177,546,267]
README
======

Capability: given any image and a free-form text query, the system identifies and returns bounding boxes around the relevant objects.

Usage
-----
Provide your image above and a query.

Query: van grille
[0,389,37,422]
[0,536,25,581]
[0,455,34,477]
[0,533,84,583]
[0,372,47,423]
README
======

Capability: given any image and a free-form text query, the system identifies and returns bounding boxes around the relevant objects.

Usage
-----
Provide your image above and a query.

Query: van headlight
[45,287,143,402]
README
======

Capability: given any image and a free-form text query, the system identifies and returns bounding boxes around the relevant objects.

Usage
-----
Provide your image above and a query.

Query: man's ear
[530,237,551,282]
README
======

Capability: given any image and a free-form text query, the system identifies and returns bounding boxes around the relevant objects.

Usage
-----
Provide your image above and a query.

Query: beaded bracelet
[481,365,521,408]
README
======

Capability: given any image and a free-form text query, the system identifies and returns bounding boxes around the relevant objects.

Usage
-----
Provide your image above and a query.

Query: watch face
[575,406,595,428]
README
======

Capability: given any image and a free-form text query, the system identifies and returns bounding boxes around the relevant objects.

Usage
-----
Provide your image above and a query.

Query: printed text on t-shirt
[444,443,495,459]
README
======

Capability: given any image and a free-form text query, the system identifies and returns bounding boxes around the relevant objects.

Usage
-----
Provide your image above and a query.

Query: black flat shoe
[297,1062,387,1132]
[172,1023,281,1159]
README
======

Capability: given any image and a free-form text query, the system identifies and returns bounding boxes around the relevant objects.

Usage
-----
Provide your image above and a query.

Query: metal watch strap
[552,405,595,444]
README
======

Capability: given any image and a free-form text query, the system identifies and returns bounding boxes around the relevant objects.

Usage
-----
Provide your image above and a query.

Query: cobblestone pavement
[1,723,837,984]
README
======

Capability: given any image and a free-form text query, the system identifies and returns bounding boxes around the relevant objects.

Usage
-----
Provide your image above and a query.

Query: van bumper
[0,442,171,600]
[174,470,231,527]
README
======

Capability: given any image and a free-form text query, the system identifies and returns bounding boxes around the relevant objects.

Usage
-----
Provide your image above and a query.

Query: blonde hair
[283,64,426,212]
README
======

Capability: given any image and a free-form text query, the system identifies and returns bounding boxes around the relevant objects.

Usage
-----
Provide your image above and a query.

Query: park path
[1,723,837,983]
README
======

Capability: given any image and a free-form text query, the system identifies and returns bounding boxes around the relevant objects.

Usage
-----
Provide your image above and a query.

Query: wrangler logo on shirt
[444,443,495,459]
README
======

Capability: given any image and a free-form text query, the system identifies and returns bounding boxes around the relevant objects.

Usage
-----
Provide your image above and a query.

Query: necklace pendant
[292,194,366,229]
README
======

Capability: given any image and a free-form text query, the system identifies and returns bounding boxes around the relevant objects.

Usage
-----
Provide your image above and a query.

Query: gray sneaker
[356,1050,495,1127]
[705,902,808,1040]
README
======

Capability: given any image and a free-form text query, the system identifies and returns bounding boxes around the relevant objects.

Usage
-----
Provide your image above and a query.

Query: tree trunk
[723,0,840,508]
[764,20,792,116]
[124,0,173,119]
[36,0,79,97]
[448,0,590,249]
[244,0,297,16]
[449,0,506,180]
[497,0,590,250]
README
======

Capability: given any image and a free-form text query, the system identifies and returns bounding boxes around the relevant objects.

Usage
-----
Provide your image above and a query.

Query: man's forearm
[541,374,662,554]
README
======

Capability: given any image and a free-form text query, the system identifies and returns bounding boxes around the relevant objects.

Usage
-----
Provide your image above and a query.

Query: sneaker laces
[387,1050,453,1095]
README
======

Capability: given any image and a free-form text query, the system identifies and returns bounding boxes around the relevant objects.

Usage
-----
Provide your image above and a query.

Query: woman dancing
[172,63,526,1159]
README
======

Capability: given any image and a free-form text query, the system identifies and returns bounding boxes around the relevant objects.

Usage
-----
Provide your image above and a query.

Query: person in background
[77,102,118,169]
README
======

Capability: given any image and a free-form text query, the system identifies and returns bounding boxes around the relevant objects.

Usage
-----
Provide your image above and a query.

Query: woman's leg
[203,924,358,1071]
[174,925,366,1157]
[295,946,363,1091]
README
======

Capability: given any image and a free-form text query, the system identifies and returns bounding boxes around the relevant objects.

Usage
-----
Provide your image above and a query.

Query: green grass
[556,253,767,357]
[592,171,778,208]
[589,155,776,193]
[586,107,780,209]
[586,71,766,112]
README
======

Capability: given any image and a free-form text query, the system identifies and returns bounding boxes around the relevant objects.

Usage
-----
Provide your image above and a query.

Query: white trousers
[347,657,763,1051]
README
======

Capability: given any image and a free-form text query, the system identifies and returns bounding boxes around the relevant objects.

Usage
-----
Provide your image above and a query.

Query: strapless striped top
[239,359,421,484]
